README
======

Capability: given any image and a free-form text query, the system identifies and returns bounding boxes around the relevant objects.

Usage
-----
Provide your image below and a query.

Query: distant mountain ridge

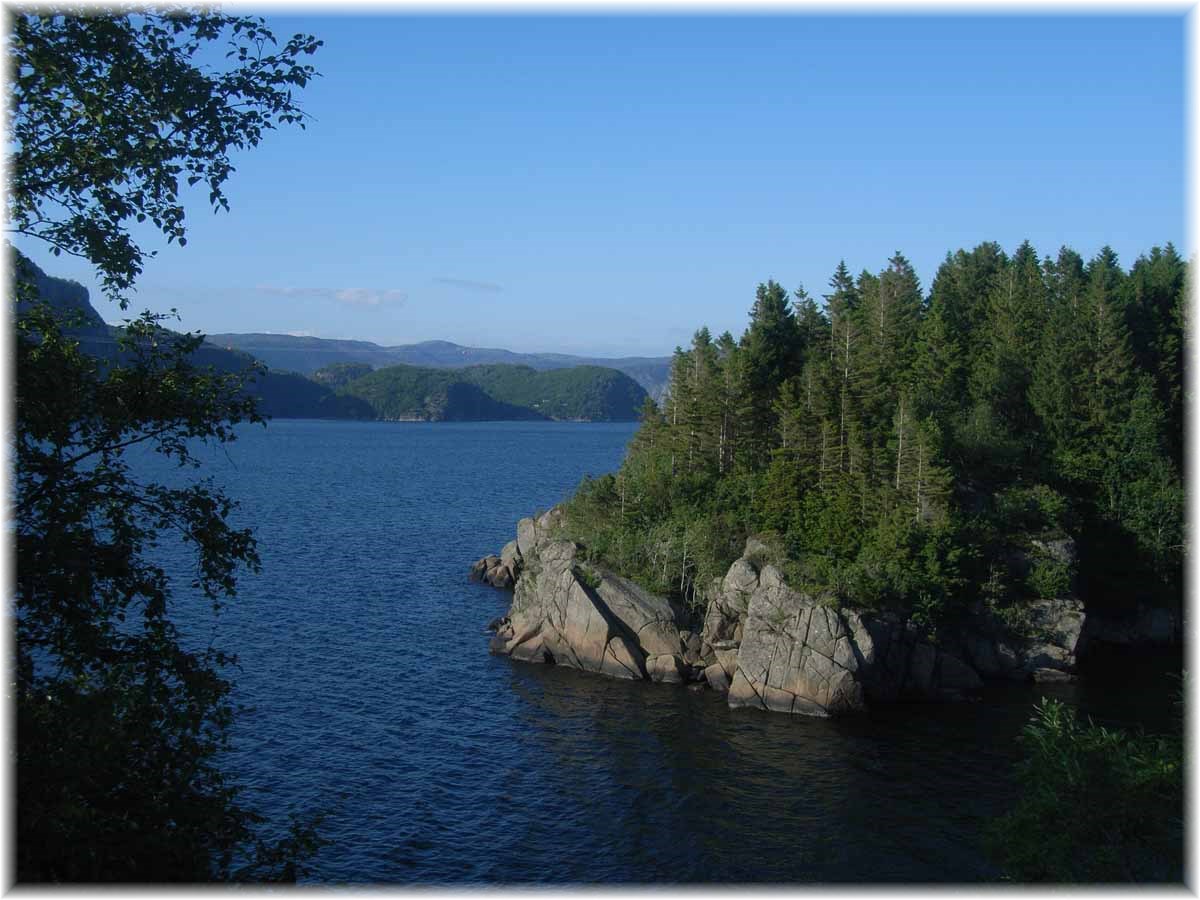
[206,332,673,401]
[17,255,652,422]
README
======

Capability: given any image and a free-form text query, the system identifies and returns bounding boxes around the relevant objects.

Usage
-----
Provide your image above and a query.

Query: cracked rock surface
[476,509,1091,717]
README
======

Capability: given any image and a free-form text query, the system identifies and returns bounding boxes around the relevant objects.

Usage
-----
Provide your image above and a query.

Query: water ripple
[131,420,1175,884]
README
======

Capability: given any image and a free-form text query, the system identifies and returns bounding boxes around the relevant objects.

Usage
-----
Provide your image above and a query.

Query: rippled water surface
[146,419,1175,884]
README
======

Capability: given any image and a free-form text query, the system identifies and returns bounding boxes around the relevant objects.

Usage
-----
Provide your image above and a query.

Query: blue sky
[15,13,1186,357]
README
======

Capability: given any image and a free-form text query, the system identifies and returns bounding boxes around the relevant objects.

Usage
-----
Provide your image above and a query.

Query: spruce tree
[736,280,801,470]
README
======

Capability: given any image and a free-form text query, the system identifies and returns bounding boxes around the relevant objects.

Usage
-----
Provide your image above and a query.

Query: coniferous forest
[563,241,1185,634]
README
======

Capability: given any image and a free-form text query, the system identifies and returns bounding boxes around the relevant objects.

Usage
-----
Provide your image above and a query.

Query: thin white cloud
[434,277,503,293]
[256,284,407,307]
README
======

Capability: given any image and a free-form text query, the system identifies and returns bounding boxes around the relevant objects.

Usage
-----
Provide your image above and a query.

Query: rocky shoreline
[471,508,1180,717]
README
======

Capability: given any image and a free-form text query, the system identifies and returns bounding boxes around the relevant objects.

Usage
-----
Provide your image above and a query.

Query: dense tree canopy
[10,9,324,882]
[564,241,1185,633]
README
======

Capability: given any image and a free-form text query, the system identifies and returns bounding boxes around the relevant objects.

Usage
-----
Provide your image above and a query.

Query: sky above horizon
[13,13,1186,358]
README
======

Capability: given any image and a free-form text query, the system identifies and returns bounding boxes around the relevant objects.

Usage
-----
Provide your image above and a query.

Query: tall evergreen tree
[794,282,831,365]
[926,242,1007,367]
[970,240,1046,463]
[736,280,801,470]
[1125,244,1186,467]
[856,253,923,437]
[825,261,862,472]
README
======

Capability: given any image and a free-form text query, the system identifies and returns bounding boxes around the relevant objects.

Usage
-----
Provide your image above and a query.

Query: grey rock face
[704,663,731,693]
[500,539,523,569]
[477,522,1097,718]
[646,654,688,684]
[845,612,983,702]
[726,567,864,716]
[485,512,684,683]
[515,517,540,559]
[469,554,517,590]
[950,595,1088,682]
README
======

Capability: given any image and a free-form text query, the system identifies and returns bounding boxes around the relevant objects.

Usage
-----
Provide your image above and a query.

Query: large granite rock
[844,612,983,702]
[476,517,1095,718]
[490,541,645,679]
[486,514,686,683]
[469,554,518,590]
[726,565,864,717]
[947,595,1088,682]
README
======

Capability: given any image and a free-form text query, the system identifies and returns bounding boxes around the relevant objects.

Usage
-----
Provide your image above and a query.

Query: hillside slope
[17,253,372,421]
[337,362,648,421]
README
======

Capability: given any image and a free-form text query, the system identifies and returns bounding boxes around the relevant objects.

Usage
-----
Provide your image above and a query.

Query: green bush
[573,564,603,590]
[988,699,1183,882]
[1028,556,1072,600]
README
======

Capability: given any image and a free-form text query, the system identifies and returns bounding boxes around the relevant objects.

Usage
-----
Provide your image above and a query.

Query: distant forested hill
[19,254,646,423]
[17,253,373,421]
[333,362,648,421]
[206,333,673,401]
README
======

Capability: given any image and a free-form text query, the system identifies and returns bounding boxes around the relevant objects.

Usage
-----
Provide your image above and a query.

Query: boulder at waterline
[472,510,1093,717]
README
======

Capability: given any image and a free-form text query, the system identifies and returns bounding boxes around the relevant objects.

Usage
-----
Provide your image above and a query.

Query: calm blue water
[141,419,1175,884]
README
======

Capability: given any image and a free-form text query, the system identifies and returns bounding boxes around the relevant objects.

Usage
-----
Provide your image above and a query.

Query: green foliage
[16,305,326,881]
[573,564,603,590]
[9,9,322,307]
[990,485,1073,538]
[556,240,1183,633]
[989,699,1183,882]
[1027,556,1072,601]
[10,9,325,883]
[337,362,648,421]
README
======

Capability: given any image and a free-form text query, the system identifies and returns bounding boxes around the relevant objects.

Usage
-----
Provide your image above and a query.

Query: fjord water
[150,420,1167,884]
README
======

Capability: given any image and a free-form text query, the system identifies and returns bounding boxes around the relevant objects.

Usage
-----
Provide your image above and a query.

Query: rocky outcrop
[475,511,1093,718]
[726,566,864,716]
[699,550,986,713]
[469,539,523,589]
[485,509,696,682]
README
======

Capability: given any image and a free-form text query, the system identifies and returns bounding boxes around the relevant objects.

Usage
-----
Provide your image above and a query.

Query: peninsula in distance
[21,253,661,423]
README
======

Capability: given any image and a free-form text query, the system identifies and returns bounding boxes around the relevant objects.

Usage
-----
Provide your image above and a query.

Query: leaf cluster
[10,9,327,882]
[8,8,322,305]
[14,303,320,881]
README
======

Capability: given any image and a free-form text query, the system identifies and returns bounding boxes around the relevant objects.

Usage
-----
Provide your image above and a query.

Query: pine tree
[855,253,923,438]
[926,241,1007,367]
[825,261,861,472]
[794,282,831,366]
[736,280,801,470]
[1082,247,1136,456]
[1126,245,1186,468]
[1030,246,1089,473]
[714,331,740,475]
[970,241,1047,462]
[911,289,963,439]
